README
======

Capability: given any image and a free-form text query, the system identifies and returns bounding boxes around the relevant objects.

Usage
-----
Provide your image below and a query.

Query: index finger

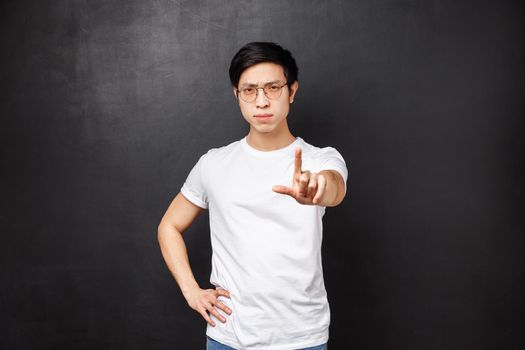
[294,147,302,176]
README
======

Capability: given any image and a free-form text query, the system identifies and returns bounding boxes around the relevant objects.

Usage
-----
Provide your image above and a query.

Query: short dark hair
[229,42,298,88]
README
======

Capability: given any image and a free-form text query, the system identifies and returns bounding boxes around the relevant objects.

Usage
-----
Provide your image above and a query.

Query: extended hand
[272,147,327,205]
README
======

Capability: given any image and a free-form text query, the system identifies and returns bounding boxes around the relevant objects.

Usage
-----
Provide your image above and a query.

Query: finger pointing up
[295,147,303,176]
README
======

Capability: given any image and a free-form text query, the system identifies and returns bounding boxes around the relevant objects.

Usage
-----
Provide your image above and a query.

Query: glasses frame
[235,81,289,103]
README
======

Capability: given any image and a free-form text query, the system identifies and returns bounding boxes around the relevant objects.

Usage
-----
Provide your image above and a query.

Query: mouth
[254,114,273,119]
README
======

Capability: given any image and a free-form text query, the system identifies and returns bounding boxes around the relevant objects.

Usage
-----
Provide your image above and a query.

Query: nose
[255,88,270,108]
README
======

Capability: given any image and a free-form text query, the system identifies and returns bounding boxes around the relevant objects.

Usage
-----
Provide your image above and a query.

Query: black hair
[228,42,298,88]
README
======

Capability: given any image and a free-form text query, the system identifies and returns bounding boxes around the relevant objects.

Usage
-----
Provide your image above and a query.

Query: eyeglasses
[235,81,288,103]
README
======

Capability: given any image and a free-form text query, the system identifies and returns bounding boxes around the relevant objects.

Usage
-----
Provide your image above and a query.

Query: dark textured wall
[1,1,524,349]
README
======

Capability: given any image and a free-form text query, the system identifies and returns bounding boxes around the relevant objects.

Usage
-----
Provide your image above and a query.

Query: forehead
[238,62,286,85]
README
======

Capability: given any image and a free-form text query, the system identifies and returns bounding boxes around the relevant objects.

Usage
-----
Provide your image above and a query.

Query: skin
[157,61,346,328]
[233,62,298,152]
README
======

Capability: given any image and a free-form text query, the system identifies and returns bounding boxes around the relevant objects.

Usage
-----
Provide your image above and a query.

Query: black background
[1,1,524,349]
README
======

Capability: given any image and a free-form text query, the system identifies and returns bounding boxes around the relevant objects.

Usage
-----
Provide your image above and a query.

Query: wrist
[181,281,200,299]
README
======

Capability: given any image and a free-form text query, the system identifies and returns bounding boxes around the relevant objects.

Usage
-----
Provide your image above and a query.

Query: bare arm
[157,192,232,327]
[158,192,204,296]
[318,169,346,207]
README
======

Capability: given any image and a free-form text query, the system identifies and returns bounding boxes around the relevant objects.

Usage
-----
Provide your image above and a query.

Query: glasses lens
[239,87,256,102]
[264,83,283,99]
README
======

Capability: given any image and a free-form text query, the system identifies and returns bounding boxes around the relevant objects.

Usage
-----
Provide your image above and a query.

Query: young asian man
[158,42,348,350]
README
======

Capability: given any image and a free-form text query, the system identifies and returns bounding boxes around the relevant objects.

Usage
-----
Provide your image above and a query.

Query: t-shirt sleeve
[180,153,209,209]
[316,146,349,195]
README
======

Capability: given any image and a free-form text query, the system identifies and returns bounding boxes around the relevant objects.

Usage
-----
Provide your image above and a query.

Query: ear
[233,87,238,99]
[289,81,299,103]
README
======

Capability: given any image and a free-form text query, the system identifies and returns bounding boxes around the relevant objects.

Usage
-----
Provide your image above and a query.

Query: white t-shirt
[180,135,348,350]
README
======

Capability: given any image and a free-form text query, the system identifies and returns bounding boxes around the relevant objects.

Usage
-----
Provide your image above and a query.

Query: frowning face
[233,62,298,135]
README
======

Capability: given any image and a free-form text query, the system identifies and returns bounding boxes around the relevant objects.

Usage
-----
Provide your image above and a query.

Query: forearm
[157,224,200,299]
[319,170,345,207]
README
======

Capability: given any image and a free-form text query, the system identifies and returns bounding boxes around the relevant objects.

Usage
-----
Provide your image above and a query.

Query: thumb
[272,185,294,196]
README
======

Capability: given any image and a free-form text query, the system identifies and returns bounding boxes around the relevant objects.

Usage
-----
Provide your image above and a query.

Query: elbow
[157,222,171,242]
[157,222,182,242]
[157,224,165,243]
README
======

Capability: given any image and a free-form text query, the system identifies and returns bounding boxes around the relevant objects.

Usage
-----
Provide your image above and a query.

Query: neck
[245,125,296,152]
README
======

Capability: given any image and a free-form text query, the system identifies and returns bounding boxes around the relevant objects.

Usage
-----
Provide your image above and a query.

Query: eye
[243,87,255,94]
[268,85,280,91]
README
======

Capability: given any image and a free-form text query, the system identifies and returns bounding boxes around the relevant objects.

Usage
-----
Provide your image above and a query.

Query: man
[158,42,348,350]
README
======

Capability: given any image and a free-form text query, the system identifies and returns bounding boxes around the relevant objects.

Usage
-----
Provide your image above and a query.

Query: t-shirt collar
[240,136,303,158]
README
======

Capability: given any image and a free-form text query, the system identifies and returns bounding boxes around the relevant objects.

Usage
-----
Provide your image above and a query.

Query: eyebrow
[239,80,282,88]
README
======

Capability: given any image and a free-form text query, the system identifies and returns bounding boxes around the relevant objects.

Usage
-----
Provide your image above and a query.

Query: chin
[253,126,274,133]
